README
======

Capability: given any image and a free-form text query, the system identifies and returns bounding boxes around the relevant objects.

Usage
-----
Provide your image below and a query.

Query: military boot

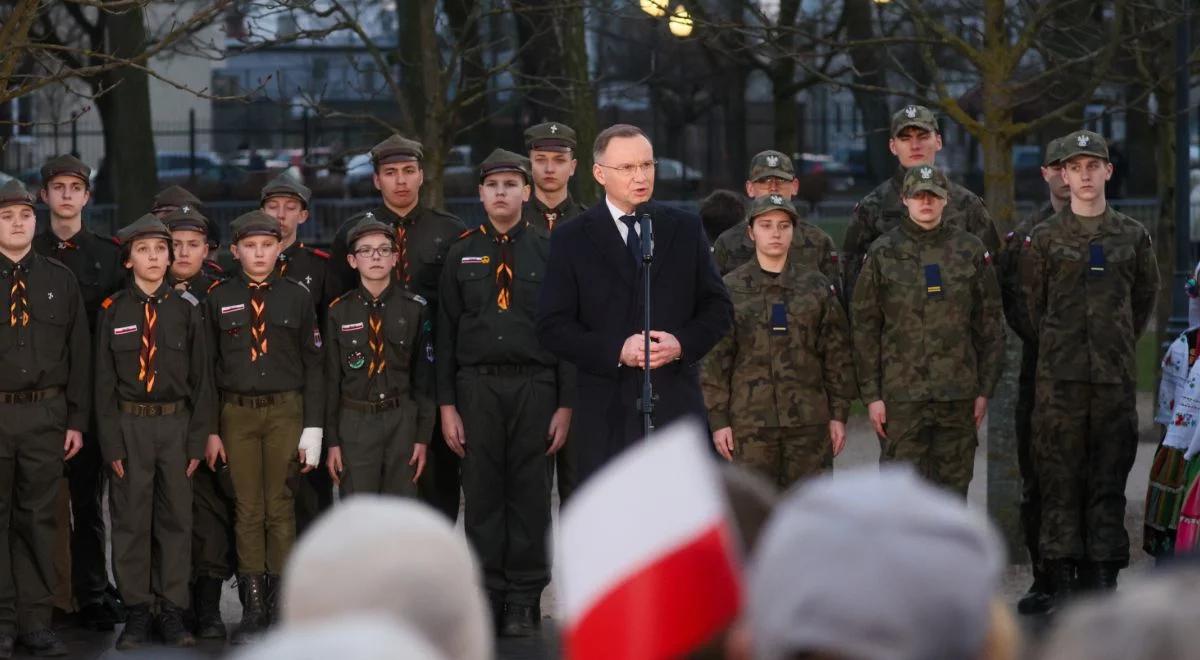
[1095,562,1121,591]
[1049,559,1077,611]
[265,574,282,625]
[193,576,227,639]
[157,603,196,647]
[230,574,268,645]
[115,605,153,651]
[1016,570,1054,615]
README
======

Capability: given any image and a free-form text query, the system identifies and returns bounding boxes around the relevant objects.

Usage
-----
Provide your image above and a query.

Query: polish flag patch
[113,325,139,336]
[220,304,245,315]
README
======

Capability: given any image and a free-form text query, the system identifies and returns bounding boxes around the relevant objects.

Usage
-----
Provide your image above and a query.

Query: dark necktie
[620,215,641,268]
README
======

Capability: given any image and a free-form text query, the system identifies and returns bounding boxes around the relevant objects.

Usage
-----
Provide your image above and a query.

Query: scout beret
[891,105,940,136]
[0,179,36,209]
[40,154,91,187]
[902,164,950,199]
[347,219,396,248]
[747,150,795,182]
[1059,129,1109,162]
[524,122,577,153]
[370,135,424,167]
[230,209,282,242]
[117,214,172,245]
[152,185,203,213]
[260,173,312,207]
[479,148,531,183]
[162,206,213,237]
[747,193,799,222]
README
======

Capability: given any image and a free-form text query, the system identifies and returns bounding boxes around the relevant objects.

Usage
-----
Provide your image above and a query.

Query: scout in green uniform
[851,165,1005,497]
[152,185,224,279]
[325,219,435,496]
[437,149,573,637]
[1019,130,1158,599]
[260,174,334,533]
[997,136,1072,615]
[206,210,324,644]
[843,106,998,307]
[164,207,235,639]
[702,194,855,488]
[32,154,124,632]
[96,215,216,650]
[711,151,841,295]
[0,180,89,659]
[523,121,587,505]
[327,135,466,521]
[521,122,588,232]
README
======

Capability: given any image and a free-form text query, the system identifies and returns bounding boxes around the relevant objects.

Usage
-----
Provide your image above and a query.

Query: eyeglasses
[596,160,657,177]
[353,246,396,258]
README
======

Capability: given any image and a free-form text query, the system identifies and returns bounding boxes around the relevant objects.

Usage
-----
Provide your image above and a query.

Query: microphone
[636,204,653,263]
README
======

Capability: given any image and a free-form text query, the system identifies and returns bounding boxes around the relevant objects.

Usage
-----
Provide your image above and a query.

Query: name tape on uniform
[113,324,139,336]
[220,303,245,315]
[461,256,491,265]
[341,322,364,332]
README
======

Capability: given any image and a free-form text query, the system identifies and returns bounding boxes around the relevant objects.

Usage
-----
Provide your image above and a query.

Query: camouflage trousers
[1015,347,1043,573]
[1033,379,1139,565]
[879,400,977,498]
[734,425,832,490]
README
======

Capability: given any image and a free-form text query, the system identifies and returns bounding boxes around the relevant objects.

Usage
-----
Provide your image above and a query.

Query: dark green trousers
[457,367,556,607]
[734,425,832,489]
[880,399,977,497]
[222,393,302,575]
[110,411,193,610]
[191,463,236,581]
[338,404,419,498]
[0,395,68,635]
[419,416,462,521]
[1033,379,1139,565]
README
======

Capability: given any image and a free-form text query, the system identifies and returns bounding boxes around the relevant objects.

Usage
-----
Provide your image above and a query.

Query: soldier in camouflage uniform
[843,106,998,307]
[702,194,854,488]
[711,152,841,295]
[996,136,1071,615]
[851,165,1004,497]
[1019,130,1158,599]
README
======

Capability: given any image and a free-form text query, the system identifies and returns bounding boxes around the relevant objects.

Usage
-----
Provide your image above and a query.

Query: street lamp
[668,6,693,38]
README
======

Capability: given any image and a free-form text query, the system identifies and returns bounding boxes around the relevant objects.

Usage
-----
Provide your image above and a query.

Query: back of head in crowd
[281,497,492,660]
[700,190,748,243]
[1038,566,1200,660]
[735,466,1018,660]
[233,614,445,660]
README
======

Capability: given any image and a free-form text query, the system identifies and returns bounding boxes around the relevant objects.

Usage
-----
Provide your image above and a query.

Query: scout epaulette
[458,226,482,240]
[329,291,351,309]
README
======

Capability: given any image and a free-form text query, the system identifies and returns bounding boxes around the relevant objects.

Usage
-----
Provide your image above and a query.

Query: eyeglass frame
[595,160,658,177]
[352,245,398,259]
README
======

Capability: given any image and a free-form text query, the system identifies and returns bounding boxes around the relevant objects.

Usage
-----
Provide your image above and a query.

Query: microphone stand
[637,212,655,439]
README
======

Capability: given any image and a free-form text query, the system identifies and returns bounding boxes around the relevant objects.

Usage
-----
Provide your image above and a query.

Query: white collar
[605,196,636,224]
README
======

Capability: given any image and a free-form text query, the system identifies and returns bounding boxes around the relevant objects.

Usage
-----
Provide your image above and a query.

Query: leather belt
[0,387,62,404]
[221,391,298,409]
[119,400,184,417]
[341,395,404,414]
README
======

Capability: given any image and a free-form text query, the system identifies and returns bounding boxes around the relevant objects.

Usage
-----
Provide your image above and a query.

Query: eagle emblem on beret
[1077,134,1090,147]
[904,106,919,118]
[765,155,779,167]
[770,194,783,204]
[920,167,933,179]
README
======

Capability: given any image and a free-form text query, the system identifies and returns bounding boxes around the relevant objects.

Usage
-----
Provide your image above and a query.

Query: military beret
[524,122,577,153]
[747,193,799,223]
[152,185,203,213]
[748,150,795,182]
[1059,129,1109,163]
[40,154,91,187]
[0,179,36,209]
[370,135,424,167]
[479,148,531,183]
[117,214,172,245]
[260,173,312,207]
[1043,137,1068,167]
[230,209,282,242]
[162,206,213,237]
[891,105,940,136]
[347,219,396,248]
[902,164,950,199]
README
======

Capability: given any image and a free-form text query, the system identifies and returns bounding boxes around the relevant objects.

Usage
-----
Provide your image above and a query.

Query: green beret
[0,180,36,209]
[370,135,424,167]
[347,219,396,248]
[524,122,577,153]
[479,148,531,183]
[230,210,282,242]
[40,154,91,187]
[162,206,213,237]
[117,214,172,245]
[260,173,312,207]
[152,185,202,212]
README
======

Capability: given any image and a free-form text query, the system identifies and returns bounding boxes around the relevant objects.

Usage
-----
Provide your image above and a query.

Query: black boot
[193,577,227,639]
[1095,562,1121,590]
[500,603,540,638]
[1050,559,1077,611]
[15,629,66,657]
[1017,568,1054,615]
[115,605,153,651]
[157,603,196,647]
[265,574,282,625]
[230,574,268,645]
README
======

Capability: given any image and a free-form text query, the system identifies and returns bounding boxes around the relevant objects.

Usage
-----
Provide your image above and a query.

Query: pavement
[21,392,1162,658]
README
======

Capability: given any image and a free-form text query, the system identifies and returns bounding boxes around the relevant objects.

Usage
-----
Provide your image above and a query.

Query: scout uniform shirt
[275,242,330,310]
[436,221,573,406]
[521,194,587,233]
[206,271,324,428]
[170,270,222,306]
[701,259,855,432]
[95,283,215,462]
[0,250,91,429]
[324,283,436,448]
[1020,206,1159,384]
[32,228,124,331]
[851,216,1005,404]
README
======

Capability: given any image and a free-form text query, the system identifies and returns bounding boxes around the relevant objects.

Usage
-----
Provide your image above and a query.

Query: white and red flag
[558,420,743,660]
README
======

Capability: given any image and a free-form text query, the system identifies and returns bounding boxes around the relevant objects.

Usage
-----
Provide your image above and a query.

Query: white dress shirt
[606,197,640,242]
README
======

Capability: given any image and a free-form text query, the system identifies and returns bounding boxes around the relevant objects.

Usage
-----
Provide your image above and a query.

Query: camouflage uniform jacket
[711,219,843,298]
[1019,206,1158,384]
[701,259,855,431]
[997,201,1054,344]
[851,216,1005,403]
[843,166,998,306]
